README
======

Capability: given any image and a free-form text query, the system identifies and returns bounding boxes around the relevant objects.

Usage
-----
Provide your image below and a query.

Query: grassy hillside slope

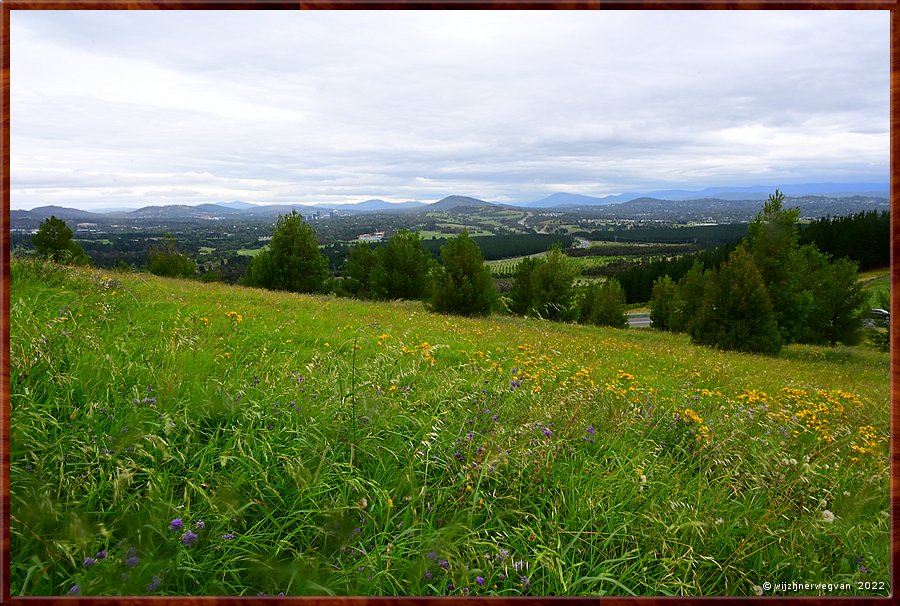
[9,259,890,596]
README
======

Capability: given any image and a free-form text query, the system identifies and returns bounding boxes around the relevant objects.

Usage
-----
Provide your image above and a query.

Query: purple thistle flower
[83,556,97,568]
[476,576,485,587]
[96,550,107,560]
[169,518,183,531]
[182,531,198,547]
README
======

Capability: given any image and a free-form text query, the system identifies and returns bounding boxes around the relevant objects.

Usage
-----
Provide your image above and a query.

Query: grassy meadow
[9,258,891,596]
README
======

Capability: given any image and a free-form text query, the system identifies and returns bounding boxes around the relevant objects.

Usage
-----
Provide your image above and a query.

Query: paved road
[627,312,652,328]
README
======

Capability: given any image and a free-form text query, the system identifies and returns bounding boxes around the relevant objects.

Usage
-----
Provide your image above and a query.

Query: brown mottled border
[0,1,895,604]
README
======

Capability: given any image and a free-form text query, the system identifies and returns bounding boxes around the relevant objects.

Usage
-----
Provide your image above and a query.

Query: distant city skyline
[11,10,889,211]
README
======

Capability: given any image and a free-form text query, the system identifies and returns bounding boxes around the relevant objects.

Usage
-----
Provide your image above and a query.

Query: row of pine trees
[28,191,875,356]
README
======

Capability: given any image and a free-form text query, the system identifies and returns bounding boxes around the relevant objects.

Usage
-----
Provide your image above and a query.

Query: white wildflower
[822,510,835,523]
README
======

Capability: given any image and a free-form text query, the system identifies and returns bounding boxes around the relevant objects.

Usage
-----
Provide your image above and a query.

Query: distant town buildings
[357,231,385,242]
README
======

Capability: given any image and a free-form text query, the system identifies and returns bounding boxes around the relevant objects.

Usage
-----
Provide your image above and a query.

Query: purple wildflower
[182,531,198,547]
[96,550,107,560]
[424,571,433,581]
[586,425,595,435]
[169,518,183,532]
[462,587,469,596]
[68,585,80,595]
[438,559,449,570]
[520,576,530,589]
[513,560,526,572]
[83,556,97,568]
[194,520,205,530]
[427,550,437,560]
[542,427,552,437]
[446,583,455,592]
[510,378,520,390]
[125,553,139,568]
[221,532,235,540]
[476,576,485,587]
[499,573,507,581]
[147,575,162,592]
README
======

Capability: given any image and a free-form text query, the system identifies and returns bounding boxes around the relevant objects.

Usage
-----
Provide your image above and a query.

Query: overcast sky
[10,10,889,211]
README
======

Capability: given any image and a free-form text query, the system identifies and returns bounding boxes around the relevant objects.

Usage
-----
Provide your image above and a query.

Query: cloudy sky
[11,10,889,211]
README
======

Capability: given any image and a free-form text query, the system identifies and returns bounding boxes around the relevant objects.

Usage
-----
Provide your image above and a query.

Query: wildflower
[68,585,80,595]
[182,531,199,546]
[438,559,449,570]
[147,575,162,592]
[446,583,455,592]
[96,550,107,560]
[510,378,520,390]
[519,576,530,589]
[513,560,526,572]
[424,572,433,581]
[752,585,764,596]
[427,550,438,561]
[83,556,97,568]
[195,520,205,530]
[462,587,470,596]
[476,576,485,587]
[586,425,595,435]
[169,518,183,532]
[822,510,835,523]
[222,532,235,540]
[542,427,552,437]
[639,474,647,484]
[125,548,139,568]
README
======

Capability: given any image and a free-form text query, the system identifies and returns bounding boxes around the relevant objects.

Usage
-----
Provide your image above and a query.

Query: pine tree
[429,231,497,316]
[370,230,432,301]
[32,216,90,266]
[245,211,328,293]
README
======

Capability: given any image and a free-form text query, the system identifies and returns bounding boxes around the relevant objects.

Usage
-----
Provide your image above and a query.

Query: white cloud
[10,10,889,210]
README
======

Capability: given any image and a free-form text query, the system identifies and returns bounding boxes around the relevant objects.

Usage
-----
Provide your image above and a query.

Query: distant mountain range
[10,183,889,225]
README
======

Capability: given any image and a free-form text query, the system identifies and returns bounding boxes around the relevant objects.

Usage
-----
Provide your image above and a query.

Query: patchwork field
[8,259,890,597]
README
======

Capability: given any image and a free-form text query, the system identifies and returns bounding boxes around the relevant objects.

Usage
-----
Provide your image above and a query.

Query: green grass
[9,258,890,597]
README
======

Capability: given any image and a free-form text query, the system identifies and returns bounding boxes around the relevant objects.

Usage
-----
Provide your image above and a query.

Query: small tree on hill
[794,245,867,346]
[510,246,578,321]
[669,261,710,334]
[245,211,328,293]
[370,230,432,301]
[693,245,782,355]
[32,216,90,266]
[147,234,196,278]
[346,241,378,299]
[429,231,497,316]
[649,274,676,331]
[579,278,627,328]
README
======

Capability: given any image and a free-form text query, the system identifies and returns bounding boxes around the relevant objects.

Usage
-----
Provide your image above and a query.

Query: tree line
[28,196,879,357]
[648,191,870,354]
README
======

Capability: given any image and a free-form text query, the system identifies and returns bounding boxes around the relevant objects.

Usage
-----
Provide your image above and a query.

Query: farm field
[9,259,890,597]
